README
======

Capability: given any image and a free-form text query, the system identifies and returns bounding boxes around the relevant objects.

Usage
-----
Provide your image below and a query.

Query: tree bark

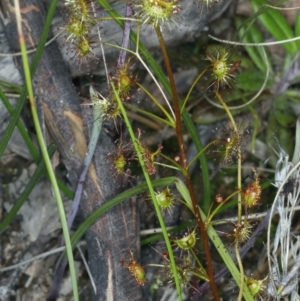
[1,0,142,300]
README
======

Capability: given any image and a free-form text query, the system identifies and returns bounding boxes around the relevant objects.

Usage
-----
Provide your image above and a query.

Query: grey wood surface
[0,1,141,300]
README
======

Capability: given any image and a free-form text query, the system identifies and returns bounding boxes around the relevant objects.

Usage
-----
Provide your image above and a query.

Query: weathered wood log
[1,1,141,300]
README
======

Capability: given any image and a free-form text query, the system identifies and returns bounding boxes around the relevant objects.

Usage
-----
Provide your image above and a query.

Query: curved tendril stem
[215,89,244,300]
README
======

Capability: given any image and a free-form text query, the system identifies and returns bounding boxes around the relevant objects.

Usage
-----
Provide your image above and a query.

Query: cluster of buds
[61,0,98,66]
[104,58,138,120]
[164,253,208,291]
[87,59,138,121]
[210,175,260,246]
[228,170,262,246]
[108,130,163,178]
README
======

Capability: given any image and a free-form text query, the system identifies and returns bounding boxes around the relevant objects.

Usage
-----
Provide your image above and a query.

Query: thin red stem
[155,26,220,301]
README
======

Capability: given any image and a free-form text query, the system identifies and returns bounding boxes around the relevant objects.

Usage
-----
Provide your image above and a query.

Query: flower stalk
[215,89,244,301]
[155,25,220,301]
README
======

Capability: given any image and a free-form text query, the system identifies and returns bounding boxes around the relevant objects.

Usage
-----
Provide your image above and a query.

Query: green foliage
[235,17,270,73]
[1,0,300,300]
[251,0,300,55]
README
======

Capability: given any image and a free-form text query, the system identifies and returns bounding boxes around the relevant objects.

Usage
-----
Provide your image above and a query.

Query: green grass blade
[112,81,182,299]
[0,79,22,94]
[251,0,298,55]
[235,17,270,73]
[0,0,59,157]
[205,217,254,300]
[0,88,39,160]
[15,1,78,299]
[163,177,255,300]
[71,177,177,247]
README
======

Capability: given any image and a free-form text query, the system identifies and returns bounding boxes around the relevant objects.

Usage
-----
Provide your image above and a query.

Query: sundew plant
[0,0,300,301]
